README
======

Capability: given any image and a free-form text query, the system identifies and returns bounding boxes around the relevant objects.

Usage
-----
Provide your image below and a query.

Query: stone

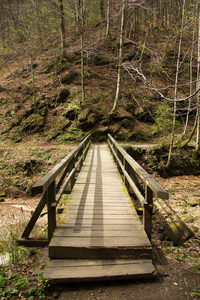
[56,88,70,103]
[165,220,194,245]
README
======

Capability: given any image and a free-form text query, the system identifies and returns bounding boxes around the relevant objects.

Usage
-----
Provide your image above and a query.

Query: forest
[1,1,200,158]
[0,0,200,299]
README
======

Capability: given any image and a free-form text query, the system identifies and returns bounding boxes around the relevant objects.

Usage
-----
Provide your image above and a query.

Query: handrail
[19,134,91,246]
[31,135,91,195]
[108,134,169,240]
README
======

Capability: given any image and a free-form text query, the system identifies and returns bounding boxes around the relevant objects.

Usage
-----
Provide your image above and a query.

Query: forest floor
[0,141,200,299]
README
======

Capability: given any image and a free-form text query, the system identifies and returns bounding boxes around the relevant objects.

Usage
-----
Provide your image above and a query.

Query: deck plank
[45,145,154,281]
[44,259,155,283]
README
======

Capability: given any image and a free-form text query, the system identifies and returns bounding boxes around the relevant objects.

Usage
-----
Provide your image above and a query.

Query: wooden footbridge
[19,135,168,282]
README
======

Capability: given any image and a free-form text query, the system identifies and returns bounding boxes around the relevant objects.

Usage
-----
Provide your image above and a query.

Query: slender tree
[58,0,67,57]
[111,0,125,114]
[166,0,186,169]
[196,0,200,151]
[106,0,110,36]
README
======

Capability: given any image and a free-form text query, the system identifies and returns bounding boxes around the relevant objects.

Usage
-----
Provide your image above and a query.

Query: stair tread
[44,259,155,283]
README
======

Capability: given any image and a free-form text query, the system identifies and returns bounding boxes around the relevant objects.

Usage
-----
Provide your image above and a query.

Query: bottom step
[44,259,156,283]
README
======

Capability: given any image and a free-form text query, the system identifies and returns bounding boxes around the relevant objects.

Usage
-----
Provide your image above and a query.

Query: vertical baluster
[70,157,75,191]
[124,160,130,192]
[143,183,153,241]
[47,180,56,241]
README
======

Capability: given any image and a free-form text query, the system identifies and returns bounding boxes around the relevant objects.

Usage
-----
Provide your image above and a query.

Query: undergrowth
[0,228,49,299]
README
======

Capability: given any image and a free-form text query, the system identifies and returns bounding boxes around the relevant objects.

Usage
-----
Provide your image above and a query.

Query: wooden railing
[108,134,169,240]
[19,134,91,247]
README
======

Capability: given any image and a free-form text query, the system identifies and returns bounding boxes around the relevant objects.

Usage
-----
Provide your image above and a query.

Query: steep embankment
[0,32,162,144]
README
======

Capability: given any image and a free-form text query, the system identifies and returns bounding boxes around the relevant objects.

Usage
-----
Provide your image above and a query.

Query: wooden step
[44,259,156,283]
[49,241,152,260]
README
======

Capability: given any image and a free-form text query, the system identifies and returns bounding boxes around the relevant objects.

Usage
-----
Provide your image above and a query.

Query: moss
[21,114,45,134]
[63,103,80,120]
[57,128,85,142]
[56,88,70,103]
[45,119,71,141]
[61,71,79,84]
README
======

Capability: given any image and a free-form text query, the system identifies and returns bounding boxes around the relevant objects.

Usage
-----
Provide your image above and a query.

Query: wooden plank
[31,135,90,194]
[21,191,47,238]
[49,246,152,259]
[49,145,152,264]
[53,229,147,238]
[50,236,150,247]
[108,134,169,200]
[44,259,155,283]
[18,239,49,247]
[55,224,144,231]
[58,219,142,226]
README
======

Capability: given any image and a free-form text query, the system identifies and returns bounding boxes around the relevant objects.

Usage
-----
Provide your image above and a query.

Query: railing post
[47,180,56,241]
[124,159,130,192]
[143,183,153,241]
[70,157,75,191]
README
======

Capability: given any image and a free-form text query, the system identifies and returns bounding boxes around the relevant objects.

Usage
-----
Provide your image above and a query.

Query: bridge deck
[45,145,155,282]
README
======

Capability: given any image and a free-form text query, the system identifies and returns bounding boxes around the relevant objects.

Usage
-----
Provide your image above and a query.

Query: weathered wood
[18,239,49,247]
[49,145,152,265]
[49,246,152,260]
[53,229,145,237]
[21,135,91,244]
[31,135,90,195]
[54,168,76,206]
[21,191,47,238]
[108,134,169,200]
[44,259,155,283]
[47,180,56,241]
[143,184,153,241]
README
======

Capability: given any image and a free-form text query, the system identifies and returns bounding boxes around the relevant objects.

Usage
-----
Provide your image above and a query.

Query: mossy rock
[78,108,90,123]
[121,118,132,128]
[88,54,112,66]
[165,220,194,245]
[44,56,71,74]
[92,126,113,142]
[57,128,85,142]
[21,114,45,133]
[9,128,23,142]
[13,104,21,112]
[78,112,99,130]
[135,107,154,123]
[15,159,42,176]
[46,119,71,141]
[63,103,80,120]
[56,88,70,103]
[61,72,79,84]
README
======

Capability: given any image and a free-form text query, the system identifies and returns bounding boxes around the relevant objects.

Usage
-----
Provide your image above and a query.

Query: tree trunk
[80,0,85,105]
[106,0,110,36]
[183,27,195,136]
[179,117,197,148]
[58,0,67,57]
[166,0,185,168]
[111,0,125,114]
[100,0,105,20]
[196,0,200,151]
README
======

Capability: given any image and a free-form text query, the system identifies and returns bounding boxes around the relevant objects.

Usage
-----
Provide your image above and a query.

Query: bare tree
[58,0,67,57]
[165,0,186,168]
[111,0,125,114]
[106,0,110,36]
